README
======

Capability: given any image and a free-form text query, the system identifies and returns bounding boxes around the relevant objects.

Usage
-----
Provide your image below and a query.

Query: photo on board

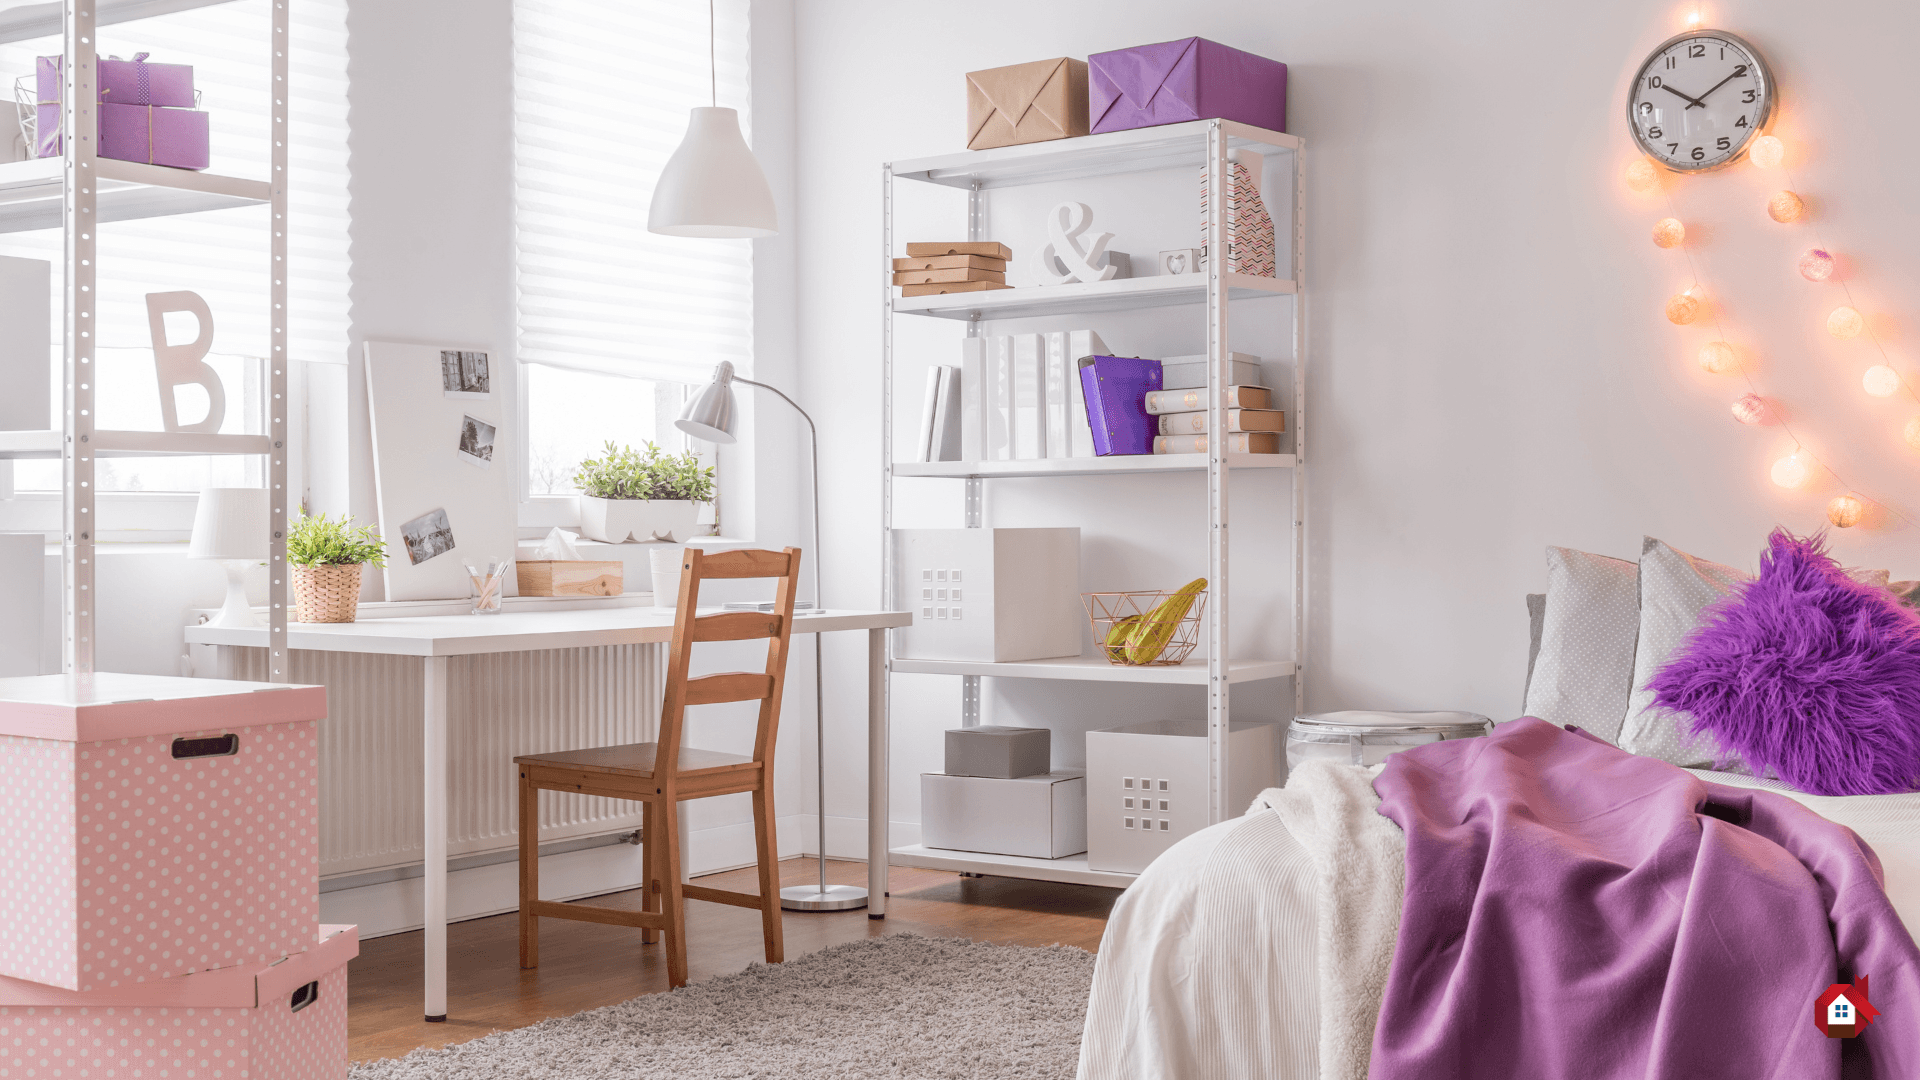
[441,350,490,398]
[400,506,456,565]
[458,415,495,468]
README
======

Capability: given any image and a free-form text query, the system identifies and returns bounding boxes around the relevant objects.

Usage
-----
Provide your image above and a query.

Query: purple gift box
[39,101,210,170]
[1088,37,1287,135]
[37,53,197,108]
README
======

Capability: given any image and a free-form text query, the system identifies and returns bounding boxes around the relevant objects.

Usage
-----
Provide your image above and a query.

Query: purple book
[1079,356,1163,456]
[1088,37,1287,135]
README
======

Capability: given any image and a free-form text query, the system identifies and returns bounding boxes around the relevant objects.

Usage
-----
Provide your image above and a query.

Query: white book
[987,335,1014,461]
[1012,334,1046,460]
[960,339,984,461]
[915,365,941,463]
[1061,330,1107,458]
[929,365,962,461]
[1043,333,1070,458]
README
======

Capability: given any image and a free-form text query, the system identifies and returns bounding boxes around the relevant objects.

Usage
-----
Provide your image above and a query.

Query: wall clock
[1627,29,1775,172]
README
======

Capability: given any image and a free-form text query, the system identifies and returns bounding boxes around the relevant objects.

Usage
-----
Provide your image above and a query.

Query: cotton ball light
[1798,249,1836,282]
[1697,341,1738,374]
[1827,306,1865,339]
[1666,292,1701,325]
[1864,365,1902,398]
[1652,217,1686,248]
[1771,453,1810,488]
[1768,190,1805,223]
[1749,135,1784,170]
[1732,393,1769,425]
[1625,158,1660,192]
[1906,417,1920,452]
[1827,494,1865,529]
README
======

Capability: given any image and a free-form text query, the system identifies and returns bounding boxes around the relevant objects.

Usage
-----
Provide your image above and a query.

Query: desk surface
[184,607,913,657]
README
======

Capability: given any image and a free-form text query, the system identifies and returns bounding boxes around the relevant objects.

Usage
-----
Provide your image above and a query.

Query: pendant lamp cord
[708,0,717,107]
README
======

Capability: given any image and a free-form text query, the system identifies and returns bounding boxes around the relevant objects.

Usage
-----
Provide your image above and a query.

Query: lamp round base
[779,884,868,912]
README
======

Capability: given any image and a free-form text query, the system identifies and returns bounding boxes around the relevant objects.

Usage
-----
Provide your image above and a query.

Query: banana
[1124,578,1207,664]
[1103,614,1143,662]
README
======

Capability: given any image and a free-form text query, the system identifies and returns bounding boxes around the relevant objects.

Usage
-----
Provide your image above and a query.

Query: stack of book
[1145,383,1285,455]
[896,242,1013,296]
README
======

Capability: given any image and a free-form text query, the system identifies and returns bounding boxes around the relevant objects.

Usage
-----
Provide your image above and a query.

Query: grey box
[922,771,1087,859]
[945,725,1051,779]
[1158,353,1262,390]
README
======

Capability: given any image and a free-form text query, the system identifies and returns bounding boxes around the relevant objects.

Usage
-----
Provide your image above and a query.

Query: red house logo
[1815,976,1879,1038]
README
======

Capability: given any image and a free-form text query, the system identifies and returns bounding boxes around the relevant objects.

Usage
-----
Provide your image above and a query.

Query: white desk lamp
[677,361,866,913]
[188,487,268,629]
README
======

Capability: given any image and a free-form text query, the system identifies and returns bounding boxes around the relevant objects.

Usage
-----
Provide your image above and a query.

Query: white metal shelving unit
[880,118,1306,890]
[0,0,288,679]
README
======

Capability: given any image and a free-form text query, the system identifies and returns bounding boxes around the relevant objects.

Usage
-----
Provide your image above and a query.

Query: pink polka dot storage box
[0,923,355,1078]
[0,673,326,993]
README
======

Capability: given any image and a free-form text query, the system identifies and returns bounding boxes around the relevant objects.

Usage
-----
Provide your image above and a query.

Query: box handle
[171,734,239,759]
[289,979,320,1014]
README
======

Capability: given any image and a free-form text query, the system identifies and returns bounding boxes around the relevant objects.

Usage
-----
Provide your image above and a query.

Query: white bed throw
[1077,762,1406,1080]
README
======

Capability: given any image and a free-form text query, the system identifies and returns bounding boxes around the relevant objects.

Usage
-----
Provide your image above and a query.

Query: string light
[1827,493,1865,528]
[1698,341,1738,374]
[1771,453,1810,488]
[1864,365,1902,398]
[1626,159,1660,192]
[1826,306,1865,339]
[1767,190,1805,223]
[1732,393,1769,425]
[1652,218,1686,248]
[1797,249,1835,281]
[1749,135,1784,170]
[1666,291,1701,325]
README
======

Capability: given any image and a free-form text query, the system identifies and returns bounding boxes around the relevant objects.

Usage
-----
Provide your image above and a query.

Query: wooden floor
[348,857,1120,1063]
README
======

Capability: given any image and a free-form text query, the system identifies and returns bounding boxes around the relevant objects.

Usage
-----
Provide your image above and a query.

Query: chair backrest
[654,547,803,785]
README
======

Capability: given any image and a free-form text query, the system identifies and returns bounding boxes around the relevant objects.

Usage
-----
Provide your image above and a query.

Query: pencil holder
[466,558,508,615]
[1083,588,1207,666]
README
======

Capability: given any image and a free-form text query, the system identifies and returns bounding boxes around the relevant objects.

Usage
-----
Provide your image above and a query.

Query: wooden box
[515,560,624,596]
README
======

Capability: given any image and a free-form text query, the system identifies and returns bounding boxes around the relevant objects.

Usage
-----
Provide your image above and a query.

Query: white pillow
[1523,546,1641,744]
[1616,537,1749,766]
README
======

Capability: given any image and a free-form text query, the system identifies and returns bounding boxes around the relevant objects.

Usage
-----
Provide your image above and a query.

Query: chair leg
[751,785,785,965]
[659,796,690,988]
[640,799,660,945]
[518,771,539,969]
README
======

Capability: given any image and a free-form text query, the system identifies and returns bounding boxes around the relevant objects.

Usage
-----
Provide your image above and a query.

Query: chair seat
[516,742,754,779]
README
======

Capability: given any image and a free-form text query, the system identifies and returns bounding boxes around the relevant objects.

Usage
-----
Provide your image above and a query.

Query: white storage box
[894,528,1080,662]
[1086,719,1280,875]
[921,770,1087,859]
[1158,353,1262,390]
[1286,710,1492,769]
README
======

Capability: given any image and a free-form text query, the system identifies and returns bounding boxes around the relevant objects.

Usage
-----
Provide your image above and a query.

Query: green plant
[572,441,717,502]
[286,512,387,567]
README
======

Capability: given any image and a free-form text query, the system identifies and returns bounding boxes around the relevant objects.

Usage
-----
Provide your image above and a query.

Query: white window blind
[513,0,754,384]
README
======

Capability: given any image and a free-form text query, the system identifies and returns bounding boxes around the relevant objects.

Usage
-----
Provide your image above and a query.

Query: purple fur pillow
[1648,529,1920,796]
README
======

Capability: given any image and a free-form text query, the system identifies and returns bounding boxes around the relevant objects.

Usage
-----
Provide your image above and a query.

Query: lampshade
[187,487,269,560]
[675,361,741,443]
[647,108,777,239]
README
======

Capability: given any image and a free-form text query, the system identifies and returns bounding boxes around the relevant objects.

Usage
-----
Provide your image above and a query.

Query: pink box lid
[0,925,357,1008]
[0,672,327,742]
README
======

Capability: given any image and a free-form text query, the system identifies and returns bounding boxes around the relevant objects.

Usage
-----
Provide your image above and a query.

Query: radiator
[223,645,664,879]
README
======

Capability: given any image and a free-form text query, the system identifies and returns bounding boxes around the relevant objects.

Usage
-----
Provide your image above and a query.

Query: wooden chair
[515,546,801,988]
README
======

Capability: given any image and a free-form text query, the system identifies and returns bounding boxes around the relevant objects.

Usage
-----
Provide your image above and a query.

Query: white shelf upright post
[1291,144,1306,718]
[268,0,289,681]
[875,160,895,919]
[1203,122,1231,826]
[60,0,98,673]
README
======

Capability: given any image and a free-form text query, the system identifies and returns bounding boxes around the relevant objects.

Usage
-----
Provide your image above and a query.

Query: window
[512,0,752,509]
[0,0,351,496]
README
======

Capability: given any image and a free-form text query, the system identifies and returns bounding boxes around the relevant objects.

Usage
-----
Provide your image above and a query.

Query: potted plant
[286,512,386,623]
[573,441,716,543]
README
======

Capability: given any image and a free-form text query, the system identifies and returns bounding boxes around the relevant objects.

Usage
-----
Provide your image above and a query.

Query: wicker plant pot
[293,563,364,623]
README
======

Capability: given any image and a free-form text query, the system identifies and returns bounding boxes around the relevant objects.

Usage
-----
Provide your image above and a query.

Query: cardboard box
[516,559,623,596]
[900,281,1012,297]
[922,771,1087,858]
[894,528,1080,663]
[893,267,1007,286]
[906,241,1012,261]
[1086,719,1280,874]
[894,254,1007,273]
[966,57,1089,150]
[945,725,1051,779]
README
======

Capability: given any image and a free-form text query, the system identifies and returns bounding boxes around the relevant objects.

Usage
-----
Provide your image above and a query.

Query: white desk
[186,605,910,1021]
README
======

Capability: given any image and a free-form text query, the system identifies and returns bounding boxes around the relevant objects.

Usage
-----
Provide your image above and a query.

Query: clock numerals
[1716,137,1730,151]
[1742,89,1756,103]
[1688,43,1706,58]
[1667,143,1679,155]
[1692,147,1706,161]
[1665,56,1677,69]
[1736,115,1748,127]
[1646,75,1663,89]
[1649,126,1663,139]
[1733,64,1748,77]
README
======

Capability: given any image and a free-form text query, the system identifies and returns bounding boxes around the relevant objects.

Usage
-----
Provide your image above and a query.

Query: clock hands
[1685,70,1742,108]
[1658,82,1708,109]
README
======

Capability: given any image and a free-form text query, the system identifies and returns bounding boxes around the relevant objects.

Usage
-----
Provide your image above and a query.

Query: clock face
[1628,30,1774,172]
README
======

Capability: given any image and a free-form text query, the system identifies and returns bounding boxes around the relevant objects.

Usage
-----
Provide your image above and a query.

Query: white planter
[577,496,704,544]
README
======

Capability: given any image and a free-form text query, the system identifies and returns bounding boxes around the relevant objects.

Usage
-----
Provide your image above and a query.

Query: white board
[0,256,51,432]
[363,340,518,601]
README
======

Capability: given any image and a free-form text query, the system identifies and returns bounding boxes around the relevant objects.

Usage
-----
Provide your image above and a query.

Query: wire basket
[1083,589,1208,666]
[11,77,36,159]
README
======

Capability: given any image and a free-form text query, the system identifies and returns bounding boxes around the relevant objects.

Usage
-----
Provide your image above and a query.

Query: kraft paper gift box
[37,52,197,108]
[966,57,1089,150]
[1088,37,1288,135]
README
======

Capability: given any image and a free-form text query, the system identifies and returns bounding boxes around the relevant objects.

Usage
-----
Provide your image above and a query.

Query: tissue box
[516,560,623,596]
[38,101,210,169]
[1088,38,1288,135]
[38,53,197,108]
[945,725,1051,779]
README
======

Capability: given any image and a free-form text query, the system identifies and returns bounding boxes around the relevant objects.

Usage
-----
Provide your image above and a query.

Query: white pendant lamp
[647,2,777,238]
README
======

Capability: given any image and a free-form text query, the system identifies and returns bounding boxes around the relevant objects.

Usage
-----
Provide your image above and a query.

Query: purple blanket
[1370,718,1920,1080]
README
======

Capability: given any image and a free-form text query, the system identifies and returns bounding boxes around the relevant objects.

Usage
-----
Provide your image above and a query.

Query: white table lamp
[189,487,269,628]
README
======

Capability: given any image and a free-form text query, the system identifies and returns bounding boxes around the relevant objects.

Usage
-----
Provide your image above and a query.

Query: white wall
[794,1,1920,845]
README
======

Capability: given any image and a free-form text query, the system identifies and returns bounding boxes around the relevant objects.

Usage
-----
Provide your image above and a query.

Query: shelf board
[894,272,1291,322]
[895,452,1294,479]
[891,119,1299,190]
[0,0,242,44]
[0,429,271,459]
[890,844,1136,889]
[890,654,1295,685]
[0,158,270,234]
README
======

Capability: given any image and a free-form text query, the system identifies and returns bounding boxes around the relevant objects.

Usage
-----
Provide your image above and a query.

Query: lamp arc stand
[733,376,868,913]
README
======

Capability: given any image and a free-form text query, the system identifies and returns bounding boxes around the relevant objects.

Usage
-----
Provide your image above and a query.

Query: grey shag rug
[350,934,1095,1079]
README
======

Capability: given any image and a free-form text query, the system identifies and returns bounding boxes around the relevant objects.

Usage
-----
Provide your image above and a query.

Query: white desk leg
[868,627,887,918]
[424,655,449,1022]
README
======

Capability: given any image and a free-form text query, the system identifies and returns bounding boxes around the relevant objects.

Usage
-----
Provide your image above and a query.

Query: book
[1052,330,1105,458]
[960,340,985,461]
[914,366,942,463]
[899,281,1013,297]
[1153,431,1282,455]
[1155,408,1286,435]
[929,365,962,461]
[1078,355,1162,456]
[894,254,1008,272]
[893,267,1007,285]
[988,337,1014,460]
[1012,334,1046,459]
[906,241,1013,261]
[1144,385,1272,414]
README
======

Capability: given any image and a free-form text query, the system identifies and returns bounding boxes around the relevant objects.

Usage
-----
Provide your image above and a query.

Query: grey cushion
[1523,592,1545,713]
[1523,547,1641,744]
[1617,537,1749,767]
